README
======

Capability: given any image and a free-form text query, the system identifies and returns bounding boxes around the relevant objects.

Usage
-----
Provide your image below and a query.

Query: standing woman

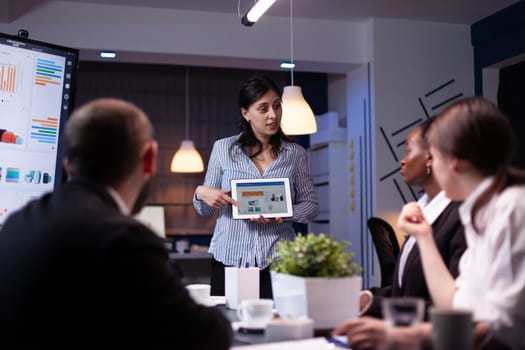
[398,96,525,349]
[193,74,318,298]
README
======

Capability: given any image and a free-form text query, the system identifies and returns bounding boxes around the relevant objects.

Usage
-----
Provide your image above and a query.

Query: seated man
[0,98,232,348]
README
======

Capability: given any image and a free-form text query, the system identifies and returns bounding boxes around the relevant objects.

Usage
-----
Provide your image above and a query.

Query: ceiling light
[280,62,295,69]
[280,0,317,135]
[241,0,277,26]
[170,67,205,173]
[100,51,116,59]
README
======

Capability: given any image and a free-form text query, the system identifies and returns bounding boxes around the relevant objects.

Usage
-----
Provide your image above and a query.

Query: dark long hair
[428,96,525,232]
[234,74,293,159]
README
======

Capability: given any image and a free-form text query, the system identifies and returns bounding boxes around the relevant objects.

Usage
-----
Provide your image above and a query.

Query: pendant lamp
[280,0,317,135]
[170,67,205,173]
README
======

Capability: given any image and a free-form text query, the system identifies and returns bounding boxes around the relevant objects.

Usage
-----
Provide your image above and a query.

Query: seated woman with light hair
[334,97,525,350]
[360,118,466,319]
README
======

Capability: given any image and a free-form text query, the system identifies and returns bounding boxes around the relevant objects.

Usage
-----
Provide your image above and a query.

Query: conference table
[215,303,349,349]
[218,305,270,346]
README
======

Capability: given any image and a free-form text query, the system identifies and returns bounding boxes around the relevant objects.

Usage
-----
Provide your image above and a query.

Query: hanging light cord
[290,0,294,86]
[185,67,190,140]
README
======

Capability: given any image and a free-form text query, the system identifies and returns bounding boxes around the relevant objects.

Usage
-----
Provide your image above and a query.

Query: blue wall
[471,1,525,95]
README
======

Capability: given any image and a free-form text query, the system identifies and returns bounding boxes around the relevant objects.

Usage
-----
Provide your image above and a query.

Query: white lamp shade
[170,140,204,173]
[280,86,317,135]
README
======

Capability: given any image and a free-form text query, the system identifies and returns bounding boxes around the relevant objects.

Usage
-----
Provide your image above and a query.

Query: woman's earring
[426,163,432,175]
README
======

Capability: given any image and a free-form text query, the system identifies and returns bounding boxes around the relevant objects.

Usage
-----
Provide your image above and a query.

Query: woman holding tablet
[193,74,318,298]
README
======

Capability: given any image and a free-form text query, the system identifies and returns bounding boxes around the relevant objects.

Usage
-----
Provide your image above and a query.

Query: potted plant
[270,232,362,330]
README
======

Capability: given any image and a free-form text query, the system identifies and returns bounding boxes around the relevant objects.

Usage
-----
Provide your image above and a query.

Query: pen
[325,336,351,349]
[238,257,242,268]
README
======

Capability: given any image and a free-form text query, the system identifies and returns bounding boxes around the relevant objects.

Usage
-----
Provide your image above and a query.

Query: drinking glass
[382,297,424,350]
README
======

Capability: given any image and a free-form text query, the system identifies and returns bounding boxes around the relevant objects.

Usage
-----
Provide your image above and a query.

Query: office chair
[367,217,401,287]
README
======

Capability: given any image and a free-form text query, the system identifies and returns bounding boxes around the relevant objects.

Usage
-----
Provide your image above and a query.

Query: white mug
[176,239,189,253]
[186,284,211,305]
[237,299,274,328]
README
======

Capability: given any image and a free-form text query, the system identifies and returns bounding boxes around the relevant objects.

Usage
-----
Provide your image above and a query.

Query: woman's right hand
[195,185,239,209]
[397,202,432,240]
[332,317,388,350]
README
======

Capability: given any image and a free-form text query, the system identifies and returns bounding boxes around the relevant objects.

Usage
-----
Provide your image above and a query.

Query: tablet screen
[231,178,293,219]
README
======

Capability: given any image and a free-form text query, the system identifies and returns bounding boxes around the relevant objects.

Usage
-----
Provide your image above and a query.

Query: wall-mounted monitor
[0,31,79,228]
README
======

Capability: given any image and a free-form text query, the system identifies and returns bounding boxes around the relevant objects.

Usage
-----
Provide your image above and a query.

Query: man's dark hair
[64,99,153,185]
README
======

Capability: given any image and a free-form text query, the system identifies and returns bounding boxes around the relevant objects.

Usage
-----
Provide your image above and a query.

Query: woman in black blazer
[360,119,466,319]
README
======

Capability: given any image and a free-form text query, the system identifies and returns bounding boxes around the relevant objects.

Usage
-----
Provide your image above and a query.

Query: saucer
[199,296,226,307]
[232,321,267,334]
[208,296,226,305]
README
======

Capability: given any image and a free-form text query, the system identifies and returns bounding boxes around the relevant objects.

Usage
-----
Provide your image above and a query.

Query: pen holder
[225,266,259,309]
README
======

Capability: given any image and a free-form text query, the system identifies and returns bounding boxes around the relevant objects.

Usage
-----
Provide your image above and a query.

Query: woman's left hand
[249,215,283,224]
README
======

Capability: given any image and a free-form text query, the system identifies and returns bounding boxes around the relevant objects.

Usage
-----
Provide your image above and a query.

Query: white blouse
[453,177,525,350]
[397,191,451,287]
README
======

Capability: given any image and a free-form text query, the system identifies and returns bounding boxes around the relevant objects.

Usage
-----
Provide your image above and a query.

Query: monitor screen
[0,32,79,228]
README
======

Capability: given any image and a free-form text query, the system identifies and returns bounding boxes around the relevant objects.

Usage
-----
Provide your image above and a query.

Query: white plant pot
[270,271,362,330]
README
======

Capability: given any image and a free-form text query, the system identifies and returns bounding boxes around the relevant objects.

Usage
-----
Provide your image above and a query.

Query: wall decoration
[378,79,464,204]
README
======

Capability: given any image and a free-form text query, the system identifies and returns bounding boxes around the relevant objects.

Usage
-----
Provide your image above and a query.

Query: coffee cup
[186,284,211,305]
[430,308,473,350]
[237,299,274,328]
[176,239,189,253]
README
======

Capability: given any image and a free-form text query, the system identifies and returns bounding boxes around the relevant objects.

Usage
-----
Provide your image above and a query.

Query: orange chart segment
[0,63,16,92]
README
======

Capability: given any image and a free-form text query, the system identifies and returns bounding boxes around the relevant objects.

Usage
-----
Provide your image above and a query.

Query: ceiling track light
[241,0,277,27]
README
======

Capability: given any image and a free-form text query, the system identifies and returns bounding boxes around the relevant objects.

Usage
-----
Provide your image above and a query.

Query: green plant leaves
[270,233,362,277]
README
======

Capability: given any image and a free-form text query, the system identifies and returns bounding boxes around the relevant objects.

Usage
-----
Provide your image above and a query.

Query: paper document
[231,337,348,350]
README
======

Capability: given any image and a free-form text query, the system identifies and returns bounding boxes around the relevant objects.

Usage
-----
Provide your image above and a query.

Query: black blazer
[0,179,232,347]
[364,201,466,319]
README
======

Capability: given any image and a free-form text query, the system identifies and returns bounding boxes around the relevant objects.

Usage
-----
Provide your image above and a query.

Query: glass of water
[382,297,424,349]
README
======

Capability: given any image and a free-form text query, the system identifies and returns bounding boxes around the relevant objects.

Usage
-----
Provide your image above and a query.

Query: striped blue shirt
[193,134,319,269]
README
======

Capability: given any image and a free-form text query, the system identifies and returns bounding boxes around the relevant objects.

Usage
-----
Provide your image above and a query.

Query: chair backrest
[367,217,401,287]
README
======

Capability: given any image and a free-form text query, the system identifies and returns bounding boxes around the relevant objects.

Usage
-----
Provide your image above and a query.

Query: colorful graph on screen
[30,117,58,144]
[6,167,20,183]
[0,128,23,144]
[0,63,16,92]
[34,58,63,87]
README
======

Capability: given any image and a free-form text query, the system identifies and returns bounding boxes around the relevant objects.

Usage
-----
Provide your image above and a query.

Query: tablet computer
[231,178,293,219]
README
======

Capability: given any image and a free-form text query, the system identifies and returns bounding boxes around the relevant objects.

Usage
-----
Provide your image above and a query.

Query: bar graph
[34,58,62,86]
[30,117,58,144]
[0,63,16,92]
